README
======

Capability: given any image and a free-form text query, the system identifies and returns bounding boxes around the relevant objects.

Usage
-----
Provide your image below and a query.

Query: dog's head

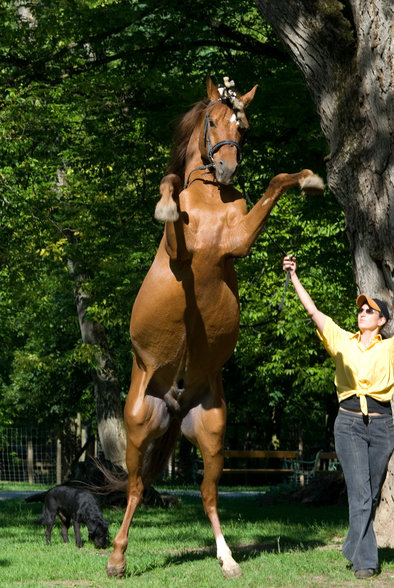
[88,519,109,549]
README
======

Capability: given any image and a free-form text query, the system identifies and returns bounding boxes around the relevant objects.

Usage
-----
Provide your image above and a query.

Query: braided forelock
[218,76,246,124]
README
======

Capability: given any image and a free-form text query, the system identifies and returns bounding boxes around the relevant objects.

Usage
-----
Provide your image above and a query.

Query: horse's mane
[166,98,209,179]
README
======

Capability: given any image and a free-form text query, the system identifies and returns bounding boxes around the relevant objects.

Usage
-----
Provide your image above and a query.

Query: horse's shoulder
[224,199,248,227]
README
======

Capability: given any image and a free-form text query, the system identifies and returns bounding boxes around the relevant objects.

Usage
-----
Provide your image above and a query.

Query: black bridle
[183,98,244,190]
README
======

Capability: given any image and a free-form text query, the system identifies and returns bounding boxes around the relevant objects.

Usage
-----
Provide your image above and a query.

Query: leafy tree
[255,0,394,541]
[0,1,353,466]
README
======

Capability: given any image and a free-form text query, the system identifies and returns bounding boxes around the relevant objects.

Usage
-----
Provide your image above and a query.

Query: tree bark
[254,0,394,336]
[255,0,394,543]
[68,259,126,469]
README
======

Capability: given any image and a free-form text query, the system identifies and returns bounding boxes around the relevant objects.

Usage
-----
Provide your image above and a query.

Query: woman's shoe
[354,568,375,579]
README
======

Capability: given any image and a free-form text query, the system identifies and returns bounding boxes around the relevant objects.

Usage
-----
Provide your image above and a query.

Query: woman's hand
[282,255,326,334]
[283,255,296,275]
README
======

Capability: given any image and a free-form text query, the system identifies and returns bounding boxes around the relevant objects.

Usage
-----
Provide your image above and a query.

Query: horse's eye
[209,119,215,128]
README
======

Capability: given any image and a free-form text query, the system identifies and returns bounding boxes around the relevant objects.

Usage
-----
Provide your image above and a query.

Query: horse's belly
[130,259,239,378]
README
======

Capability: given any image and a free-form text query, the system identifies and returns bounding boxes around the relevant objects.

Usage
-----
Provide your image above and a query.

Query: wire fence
[0,427,57,484]
[0,421,95,485]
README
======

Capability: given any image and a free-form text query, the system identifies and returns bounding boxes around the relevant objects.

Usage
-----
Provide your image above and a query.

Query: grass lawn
[1,483,394,587]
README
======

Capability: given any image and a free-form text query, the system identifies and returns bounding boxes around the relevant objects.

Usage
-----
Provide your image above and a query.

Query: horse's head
[199,77,258,185]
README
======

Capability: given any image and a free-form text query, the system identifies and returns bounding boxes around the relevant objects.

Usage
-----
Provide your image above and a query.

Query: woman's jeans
[334,409,394,571]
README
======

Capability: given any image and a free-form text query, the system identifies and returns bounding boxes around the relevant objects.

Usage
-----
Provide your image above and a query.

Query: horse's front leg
[230,169,324,257]
[154,173,191,261]
[154,173,182,222]
[182,380,242,579]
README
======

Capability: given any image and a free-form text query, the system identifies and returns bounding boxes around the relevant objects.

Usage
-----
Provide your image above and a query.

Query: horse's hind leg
[106,366,149,577]
[106,361,170,578]
[106,445,143,578]
[182,376,242,579]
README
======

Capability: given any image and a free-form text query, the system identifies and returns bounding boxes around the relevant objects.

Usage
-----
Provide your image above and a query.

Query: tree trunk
[68,259,126,469]
[374,413,394,547]
[255,0,394,542]
[254,0,393,335]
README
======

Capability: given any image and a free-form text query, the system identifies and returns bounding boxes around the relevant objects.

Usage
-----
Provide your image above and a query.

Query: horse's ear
[240,84,258,107]
[206,76,221,101]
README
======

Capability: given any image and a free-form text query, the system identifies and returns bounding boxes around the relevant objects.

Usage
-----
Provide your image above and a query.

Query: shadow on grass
[379,548,394,565]
[1,491,349,577]
[126,535,325,577]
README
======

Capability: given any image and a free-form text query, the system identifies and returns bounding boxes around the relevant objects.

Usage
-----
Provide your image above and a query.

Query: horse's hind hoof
[221,561,243,579]
[106,560,127,579]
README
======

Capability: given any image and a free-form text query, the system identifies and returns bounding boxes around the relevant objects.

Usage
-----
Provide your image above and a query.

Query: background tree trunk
[68,259,126,469]
[374,415,394,547]
[254,0,393,335]
[255,0,394,542]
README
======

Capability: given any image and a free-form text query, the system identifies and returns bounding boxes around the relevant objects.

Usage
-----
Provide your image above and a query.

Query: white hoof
[219,556,243,579]
[300,174,325,196]
[154,201,179,222]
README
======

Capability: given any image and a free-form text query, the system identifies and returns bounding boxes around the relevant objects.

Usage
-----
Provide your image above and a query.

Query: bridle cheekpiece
[184,77,246,190]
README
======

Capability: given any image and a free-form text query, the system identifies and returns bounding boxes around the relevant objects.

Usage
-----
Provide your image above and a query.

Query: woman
[282,255,394,579]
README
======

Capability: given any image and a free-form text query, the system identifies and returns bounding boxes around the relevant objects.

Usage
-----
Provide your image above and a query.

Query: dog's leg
[61,522,69,543]
[58,513,70,543]
[45,523,53,545]
[73,521,83,548]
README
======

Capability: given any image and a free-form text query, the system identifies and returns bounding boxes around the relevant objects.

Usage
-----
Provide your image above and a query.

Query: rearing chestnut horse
[106,77,323,579]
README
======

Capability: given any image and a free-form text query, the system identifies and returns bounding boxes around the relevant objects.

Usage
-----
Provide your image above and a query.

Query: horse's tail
[142,419,181,487]
[87,419,181,495]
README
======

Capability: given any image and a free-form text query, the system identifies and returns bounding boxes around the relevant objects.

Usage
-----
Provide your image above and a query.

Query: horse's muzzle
[214,159,238,185]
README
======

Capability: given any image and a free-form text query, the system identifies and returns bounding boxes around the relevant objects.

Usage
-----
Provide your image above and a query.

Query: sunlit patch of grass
[0,488,392,587]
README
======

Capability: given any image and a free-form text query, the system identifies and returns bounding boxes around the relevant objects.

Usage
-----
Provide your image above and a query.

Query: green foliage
[227,188,354,451]
[0,0,353,450]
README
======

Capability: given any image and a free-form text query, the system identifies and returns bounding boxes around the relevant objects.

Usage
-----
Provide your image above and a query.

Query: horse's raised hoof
[154,200,179,222]
[300,174,324,196]
[106,558,127,579]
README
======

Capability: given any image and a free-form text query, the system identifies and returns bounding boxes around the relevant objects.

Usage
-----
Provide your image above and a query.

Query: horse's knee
[160,173,182,192]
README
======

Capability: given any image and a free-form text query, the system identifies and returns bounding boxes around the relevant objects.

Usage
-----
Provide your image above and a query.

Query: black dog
[26,485,109,548]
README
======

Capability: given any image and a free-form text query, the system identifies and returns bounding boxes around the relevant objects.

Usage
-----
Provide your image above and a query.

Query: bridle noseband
[183,98,244,190]
[202,99,243,165]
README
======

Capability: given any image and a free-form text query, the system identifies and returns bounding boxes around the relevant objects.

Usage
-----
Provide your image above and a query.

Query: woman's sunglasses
[357,307,378,315]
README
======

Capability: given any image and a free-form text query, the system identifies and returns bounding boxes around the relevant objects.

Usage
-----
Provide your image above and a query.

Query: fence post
[80,424,87,462]
[27,439,34,484]
[56,435,62,485]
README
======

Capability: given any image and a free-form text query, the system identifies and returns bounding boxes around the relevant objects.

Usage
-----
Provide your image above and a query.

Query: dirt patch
[310,569,394,587]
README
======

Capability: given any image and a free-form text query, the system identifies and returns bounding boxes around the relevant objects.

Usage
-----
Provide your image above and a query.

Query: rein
[239,177,292,319]
[183,98,243,190]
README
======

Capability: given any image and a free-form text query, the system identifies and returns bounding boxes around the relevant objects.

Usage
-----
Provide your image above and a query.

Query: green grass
[0,481,51,491]
[1,486,394,587]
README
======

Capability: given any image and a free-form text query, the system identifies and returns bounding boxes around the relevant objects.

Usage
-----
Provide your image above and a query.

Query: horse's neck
[183,125,212,183]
